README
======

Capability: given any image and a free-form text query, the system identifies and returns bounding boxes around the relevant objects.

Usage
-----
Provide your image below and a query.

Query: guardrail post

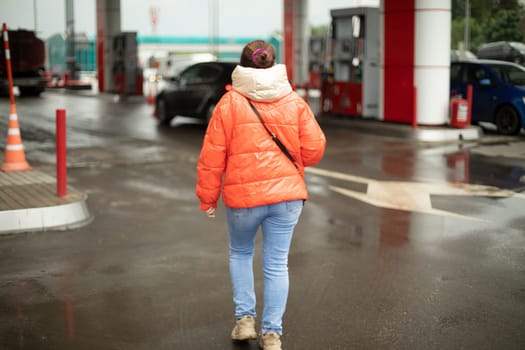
[56,109,67,197]
[466,84,473,125]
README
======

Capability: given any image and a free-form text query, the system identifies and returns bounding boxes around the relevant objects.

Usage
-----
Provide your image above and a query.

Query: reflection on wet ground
[468,154,525,191]
[307,161,524,223]
[1,94,524,349]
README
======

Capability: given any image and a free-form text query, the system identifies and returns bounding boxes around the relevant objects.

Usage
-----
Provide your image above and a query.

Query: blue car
[450,60,525,135]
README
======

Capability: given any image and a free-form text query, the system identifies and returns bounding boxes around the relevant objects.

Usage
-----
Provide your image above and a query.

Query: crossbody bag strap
[247,99,298,170]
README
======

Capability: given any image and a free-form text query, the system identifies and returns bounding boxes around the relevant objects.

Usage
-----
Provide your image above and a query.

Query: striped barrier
[1,22,31,172]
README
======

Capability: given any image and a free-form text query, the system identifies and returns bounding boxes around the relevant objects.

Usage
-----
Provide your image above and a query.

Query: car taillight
[225,84,232,91]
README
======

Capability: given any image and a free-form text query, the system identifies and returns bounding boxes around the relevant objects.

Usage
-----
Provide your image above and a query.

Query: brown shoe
[231,315,257,341]
[258,332,282,350]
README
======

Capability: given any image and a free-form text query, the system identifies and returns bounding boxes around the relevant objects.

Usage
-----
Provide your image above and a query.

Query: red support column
[96,2,105,92]
[382,0,416,123]
[283,0,295,83]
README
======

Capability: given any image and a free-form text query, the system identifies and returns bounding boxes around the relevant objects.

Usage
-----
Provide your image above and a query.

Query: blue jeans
[226,200,303,335]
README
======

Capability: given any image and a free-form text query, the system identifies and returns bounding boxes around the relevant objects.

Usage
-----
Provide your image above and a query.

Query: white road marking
[306,167,525,219]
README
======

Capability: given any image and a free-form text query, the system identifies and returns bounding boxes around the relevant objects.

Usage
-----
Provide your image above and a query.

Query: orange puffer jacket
[196,64,326,210]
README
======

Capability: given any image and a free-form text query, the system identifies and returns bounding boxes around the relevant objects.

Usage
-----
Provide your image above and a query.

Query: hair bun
[240,40,276,69]
[252,48,270,67]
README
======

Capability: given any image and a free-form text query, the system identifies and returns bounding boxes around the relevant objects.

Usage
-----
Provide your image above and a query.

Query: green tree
[483,9,524,42]
[451,17,484,51]
[494,0,522,9]
[452,0,492,20]
[311,25,329,37]
[451,0,525,52]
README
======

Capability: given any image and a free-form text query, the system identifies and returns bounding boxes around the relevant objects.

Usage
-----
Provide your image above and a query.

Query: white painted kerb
[0,199,92,234]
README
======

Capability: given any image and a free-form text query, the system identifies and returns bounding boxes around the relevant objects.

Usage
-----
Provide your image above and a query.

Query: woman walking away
[196,40,326,350]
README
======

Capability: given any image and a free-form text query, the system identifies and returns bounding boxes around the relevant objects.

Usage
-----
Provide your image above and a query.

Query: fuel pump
[112,32,142,96]
[321,7,379,118]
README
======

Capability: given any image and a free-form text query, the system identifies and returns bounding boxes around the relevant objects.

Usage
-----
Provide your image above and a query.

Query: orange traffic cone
[1,104,31,172]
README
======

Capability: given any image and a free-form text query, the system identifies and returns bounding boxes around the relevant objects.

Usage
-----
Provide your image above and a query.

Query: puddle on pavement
[467,157,525,191]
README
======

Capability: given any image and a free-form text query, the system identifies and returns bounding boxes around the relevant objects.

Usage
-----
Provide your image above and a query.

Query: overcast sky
[0,0,379,39]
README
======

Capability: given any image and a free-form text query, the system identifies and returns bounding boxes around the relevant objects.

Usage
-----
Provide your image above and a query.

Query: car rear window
[180,64,223,84]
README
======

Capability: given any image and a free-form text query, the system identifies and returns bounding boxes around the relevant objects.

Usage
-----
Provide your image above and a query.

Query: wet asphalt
[0,91,524,349]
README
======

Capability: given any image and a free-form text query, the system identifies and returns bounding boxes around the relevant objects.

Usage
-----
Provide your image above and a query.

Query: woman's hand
[205,207,216,218]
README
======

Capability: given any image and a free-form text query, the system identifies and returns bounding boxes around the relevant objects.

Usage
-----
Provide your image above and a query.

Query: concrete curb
[0,169,92,235]
[0,194,93,234]
[411,126,481,142]
[317,115,482,142]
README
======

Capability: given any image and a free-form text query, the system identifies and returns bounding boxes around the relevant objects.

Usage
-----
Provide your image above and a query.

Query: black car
[154,61,237,125]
